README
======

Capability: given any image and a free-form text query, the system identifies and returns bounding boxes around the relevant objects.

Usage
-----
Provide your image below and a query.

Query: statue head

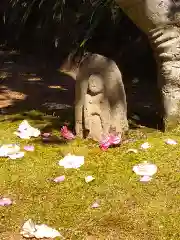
[88,74,104,94]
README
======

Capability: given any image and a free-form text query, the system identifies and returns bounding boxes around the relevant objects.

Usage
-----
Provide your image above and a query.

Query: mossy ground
[1,110,180,240]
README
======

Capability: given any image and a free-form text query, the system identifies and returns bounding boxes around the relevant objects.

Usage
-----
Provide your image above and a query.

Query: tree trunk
[149,25,180,130]
[116,0,180,130]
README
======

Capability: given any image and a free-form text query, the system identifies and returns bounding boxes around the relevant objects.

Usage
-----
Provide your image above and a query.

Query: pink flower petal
[53,175,65,183]
[42,132,51,138]
[100,138,111,150]
[0,197,12,206]
[24,145,34,152]
[110,135,121,145]
[100,136,110,148]
[91,202,100,208]
[60,126,75,140]
[100,145,109,151]
[99,133,121,150]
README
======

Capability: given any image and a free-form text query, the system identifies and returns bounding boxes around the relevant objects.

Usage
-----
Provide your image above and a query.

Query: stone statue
[75,53,128,141]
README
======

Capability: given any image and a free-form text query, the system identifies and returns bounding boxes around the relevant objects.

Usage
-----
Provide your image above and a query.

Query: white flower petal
[165,139,177,145]
[140,142,151,149]
[59,155,84,169]
[133,162,157,176]
[85,176,95,183]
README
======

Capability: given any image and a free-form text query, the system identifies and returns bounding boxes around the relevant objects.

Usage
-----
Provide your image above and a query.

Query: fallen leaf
[126,148,138,153]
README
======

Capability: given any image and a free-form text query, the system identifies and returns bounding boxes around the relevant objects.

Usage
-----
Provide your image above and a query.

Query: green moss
[163,115,180,132]
[1,112,180,239]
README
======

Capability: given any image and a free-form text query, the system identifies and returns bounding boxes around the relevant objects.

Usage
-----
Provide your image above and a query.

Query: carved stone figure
[75,53,128,141]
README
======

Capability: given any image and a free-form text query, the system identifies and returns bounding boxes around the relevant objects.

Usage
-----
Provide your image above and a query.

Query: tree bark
[149,25,180,130]
[116,0,180,130]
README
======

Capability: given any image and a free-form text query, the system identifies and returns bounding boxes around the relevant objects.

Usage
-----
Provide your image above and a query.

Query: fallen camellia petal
[0,144,20,157]
[165,138,177,145]
[140,142,151,149]
[20,219,62,239]
[14,131,31,139]
[110,135,121,145]
[59,154,84,169]
[100,133,121,150]
[15,120,40,139]
[20,219,36,238]
[91,202,100,208]
[41,132,51,138]
[60,126,75,140]
[24,145,34,152]
[85,176,95,183]
[100,145,109,151]
[100,136,111,151]
[18,120,30,132]
[34,224,61,239]
[53,175,65,183]
[0,197,12,206]
[8,152,24,159]
[126,148,138,153]
[0,144,25,159]
[140,175,152,182]
[133,161,157,177]
[41,132,53,142]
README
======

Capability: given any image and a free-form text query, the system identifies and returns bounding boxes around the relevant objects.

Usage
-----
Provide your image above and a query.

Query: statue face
[88,74,104,94]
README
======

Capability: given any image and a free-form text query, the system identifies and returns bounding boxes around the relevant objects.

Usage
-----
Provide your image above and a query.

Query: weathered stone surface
[75,53,128,141]
[150,26,180,130]
[115,0,180,130]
